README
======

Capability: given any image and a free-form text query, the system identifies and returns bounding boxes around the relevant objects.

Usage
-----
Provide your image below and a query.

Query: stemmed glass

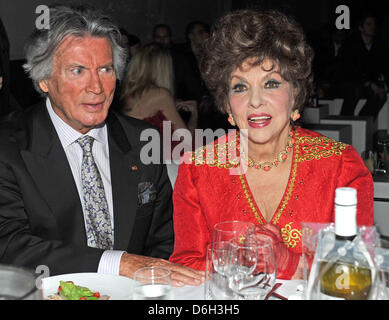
[212,221,256,277]
[204,221,255,300]
[212,221,256,244]
[226,235,277,300]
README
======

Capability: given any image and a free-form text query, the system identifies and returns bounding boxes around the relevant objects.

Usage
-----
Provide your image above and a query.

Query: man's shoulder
[109,111,160,147]
[0,104,40,157]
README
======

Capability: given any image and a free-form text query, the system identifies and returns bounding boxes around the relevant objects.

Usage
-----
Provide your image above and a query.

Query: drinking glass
[204,242,235,300]
[212,221,255,244]
[370,238,389,300]
[227,236,277,300]
[133,266,173,300]
[0,265,42,300]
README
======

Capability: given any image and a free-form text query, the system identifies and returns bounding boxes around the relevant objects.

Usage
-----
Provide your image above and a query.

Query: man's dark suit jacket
[0,101,174,275]
[0,17,10,116]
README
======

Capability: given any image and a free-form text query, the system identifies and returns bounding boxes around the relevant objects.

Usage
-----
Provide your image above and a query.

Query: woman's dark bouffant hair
[200,9,314,114]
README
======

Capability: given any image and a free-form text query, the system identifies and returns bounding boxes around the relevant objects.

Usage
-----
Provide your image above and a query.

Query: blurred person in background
[120,45,198,154]
[338,13,389,119]
[119,28,141,63]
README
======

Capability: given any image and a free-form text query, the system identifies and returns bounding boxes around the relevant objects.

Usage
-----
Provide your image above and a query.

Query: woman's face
[228,59,295,146]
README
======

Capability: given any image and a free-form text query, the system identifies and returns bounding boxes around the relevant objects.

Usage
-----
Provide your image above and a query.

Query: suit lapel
[18,104,86,245]
[16,106,140,250]
[106,113,140,250]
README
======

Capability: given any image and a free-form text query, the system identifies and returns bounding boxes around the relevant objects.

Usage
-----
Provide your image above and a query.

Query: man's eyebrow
[66,63,86,69]
[65,62,114,69]
[100,62,114,68]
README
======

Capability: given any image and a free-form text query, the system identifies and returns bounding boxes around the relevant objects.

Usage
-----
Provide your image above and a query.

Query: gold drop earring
[291,110,301,122]
[228,113,236,126]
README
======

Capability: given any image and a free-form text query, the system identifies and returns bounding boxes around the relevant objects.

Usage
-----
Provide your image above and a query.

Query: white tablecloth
[172,279,304,300]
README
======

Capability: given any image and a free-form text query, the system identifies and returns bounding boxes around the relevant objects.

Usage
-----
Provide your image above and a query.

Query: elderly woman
[169,10,374,279]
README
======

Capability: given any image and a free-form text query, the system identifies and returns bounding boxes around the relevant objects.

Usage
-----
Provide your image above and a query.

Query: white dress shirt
[46,99,124,274]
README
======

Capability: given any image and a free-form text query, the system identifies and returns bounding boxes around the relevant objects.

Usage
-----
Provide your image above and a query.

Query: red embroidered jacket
[169,127,374,279]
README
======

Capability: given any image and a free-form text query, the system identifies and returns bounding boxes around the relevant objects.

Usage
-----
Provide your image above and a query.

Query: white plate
[41,273,134,300]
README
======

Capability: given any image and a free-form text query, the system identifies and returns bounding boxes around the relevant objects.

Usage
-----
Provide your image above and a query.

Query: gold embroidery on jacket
[297,135,347,162]
[191,135,240,169]
[239,174,265,224]
[271,130,300,224]
[281,222,302,248]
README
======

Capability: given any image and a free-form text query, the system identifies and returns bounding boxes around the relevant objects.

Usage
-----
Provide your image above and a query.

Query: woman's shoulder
[146,86,173,100]
[142,87,174,110]
[180,130,241,169]
[294,126,355,162]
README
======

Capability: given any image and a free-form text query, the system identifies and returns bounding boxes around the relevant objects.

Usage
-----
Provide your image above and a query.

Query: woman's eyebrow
[263,70,282,80]
[230,74,247,82]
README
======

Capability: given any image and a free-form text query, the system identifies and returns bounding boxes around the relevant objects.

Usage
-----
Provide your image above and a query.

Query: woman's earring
[291,110,301,122]
[228,114,236,126]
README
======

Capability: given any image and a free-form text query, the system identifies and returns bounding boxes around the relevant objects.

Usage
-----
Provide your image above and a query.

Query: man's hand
[119,252,205,287]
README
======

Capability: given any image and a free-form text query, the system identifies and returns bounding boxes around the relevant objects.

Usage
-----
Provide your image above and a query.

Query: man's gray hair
[23,5,128,95]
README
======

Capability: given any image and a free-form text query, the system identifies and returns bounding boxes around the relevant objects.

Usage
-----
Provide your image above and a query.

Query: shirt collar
[46,98,108,148]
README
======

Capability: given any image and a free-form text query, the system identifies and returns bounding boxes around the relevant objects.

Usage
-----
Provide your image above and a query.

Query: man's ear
[38,80,49,93]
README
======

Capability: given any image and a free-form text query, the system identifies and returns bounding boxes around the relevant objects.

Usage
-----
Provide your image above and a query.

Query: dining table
[172,279,305,300]
[40,271,305,301]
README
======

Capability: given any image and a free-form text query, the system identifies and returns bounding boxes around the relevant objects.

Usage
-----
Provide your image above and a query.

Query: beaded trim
[247,131,294,171]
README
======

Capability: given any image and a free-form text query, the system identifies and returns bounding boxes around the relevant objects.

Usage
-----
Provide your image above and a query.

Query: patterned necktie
[76,135,113,250]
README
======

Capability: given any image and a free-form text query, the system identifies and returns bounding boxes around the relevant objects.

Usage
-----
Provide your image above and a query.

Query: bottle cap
[335,187,357,237]
[335,187,357,206]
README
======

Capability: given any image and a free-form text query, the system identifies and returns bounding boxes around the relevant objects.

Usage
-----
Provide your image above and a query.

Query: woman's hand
[119,252,205,287]
[176,100,198,131]
[176,100,198,115]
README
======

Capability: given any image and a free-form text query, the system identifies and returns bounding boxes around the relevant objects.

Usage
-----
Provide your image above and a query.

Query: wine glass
[205,242,235,300]
[212,221,255,244]
[211,241,231,277]
[227,235,277,300]
[212,221,256,276]
[133,266,173,300]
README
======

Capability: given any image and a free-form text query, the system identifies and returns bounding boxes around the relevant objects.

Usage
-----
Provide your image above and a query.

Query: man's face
[360,17,376,37]
[39,35,116,134]
[188,24,209,47]
[153,27,172,48]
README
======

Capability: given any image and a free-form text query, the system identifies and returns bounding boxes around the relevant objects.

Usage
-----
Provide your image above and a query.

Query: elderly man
[0,5,203,287]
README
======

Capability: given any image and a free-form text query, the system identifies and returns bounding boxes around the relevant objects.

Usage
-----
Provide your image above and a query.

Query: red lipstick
[247,113,272,128]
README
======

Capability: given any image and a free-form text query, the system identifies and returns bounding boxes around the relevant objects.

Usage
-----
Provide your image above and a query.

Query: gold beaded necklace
[246,130,295,171]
